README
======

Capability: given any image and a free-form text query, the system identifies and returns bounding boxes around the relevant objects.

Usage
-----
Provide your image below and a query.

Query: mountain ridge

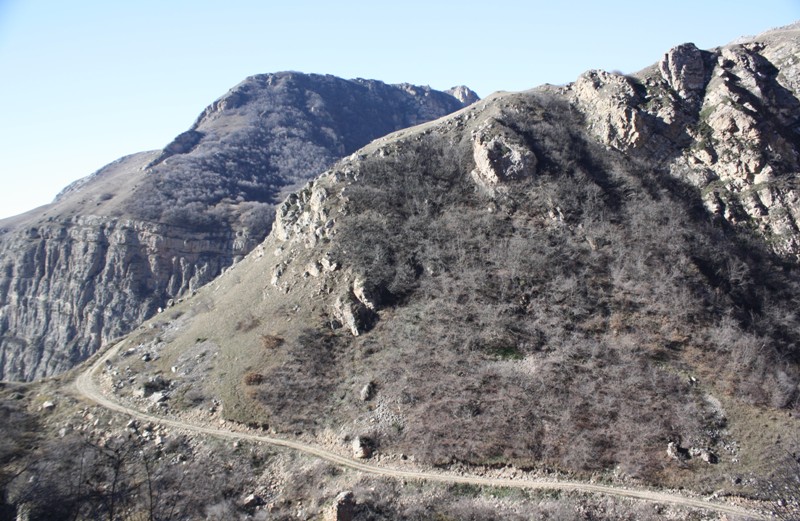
[0,74,477,381]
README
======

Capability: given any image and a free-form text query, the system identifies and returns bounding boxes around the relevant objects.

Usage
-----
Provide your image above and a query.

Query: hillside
[1,24,799,521]
[108,22,798,507]
[0,74,476,381]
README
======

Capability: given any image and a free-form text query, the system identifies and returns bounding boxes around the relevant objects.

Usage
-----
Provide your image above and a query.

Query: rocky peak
[658,42,708,100]
[446,85,480,106]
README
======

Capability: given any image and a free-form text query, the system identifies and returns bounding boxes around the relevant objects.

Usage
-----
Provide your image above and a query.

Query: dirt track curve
[75,342,768,520]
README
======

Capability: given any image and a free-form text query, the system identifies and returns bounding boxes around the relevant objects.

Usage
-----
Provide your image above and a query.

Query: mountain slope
[101,24,800,494]
[0,73,476,381]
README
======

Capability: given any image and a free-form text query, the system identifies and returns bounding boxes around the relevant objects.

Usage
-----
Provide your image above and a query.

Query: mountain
[2,25,800,521]
[93,22,800,495]
[0,73,477,381]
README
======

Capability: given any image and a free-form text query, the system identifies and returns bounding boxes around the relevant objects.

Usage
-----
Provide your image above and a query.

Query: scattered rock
[142,375,170,396]
[689,447,718,464]
[41,400,55,411]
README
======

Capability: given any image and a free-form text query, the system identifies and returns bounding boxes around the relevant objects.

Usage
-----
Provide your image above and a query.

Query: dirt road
[75,342,768,520]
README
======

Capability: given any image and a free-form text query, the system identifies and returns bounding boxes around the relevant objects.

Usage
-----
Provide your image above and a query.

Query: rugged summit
[98,24,800,497]
[0,73,477,381]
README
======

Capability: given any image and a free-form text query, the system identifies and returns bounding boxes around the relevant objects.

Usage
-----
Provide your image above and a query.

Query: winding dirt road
[75,342,767,520]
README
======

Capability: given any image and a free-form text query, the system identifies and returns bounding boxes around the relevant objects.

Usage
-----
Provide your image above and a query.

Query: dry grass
[260,334,284,350]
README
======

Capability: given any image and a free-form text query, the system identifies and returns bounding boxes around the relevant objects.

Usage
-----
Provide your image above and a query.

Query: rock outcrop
[0,73,477,381]
[470,119,537,190]
[564,27,800,259]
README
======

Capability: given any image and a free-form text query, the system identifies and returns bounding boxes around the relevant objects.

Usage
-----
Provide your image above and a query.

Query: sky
[1,1,799,219]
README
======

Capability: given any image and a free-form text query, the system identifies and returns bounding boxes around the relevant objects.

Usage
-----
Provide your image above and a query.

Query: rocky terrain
[1,23,800,521]
[0,74,477,381]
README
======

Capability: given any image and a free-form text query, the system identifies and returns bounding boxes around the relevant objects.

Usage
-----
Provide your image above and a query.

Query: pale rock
[570,69,649,150]
[659,43,707,99]
[320,255,339,272]
[470,121,537,189]
[446,85,480,106]
[352,436,373,459]
[332,292,375,336]
[324,491,355,521]
[359,381,375,402]
[243,493,263,509]
[352,277,379,311]
[667,441,689,461]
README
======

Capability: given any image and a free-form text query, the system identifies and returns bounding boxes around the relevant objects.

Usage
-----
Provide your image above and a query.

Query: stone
[333,292,376,337]
[359,381,375,402]
[352,277,379,311]
[471,121,537,189]
[142,375,170,396]
[690,447,718,464]
[446,85,480,106]
[352,436,373,459]
[150,391,168,403]
[667,441,689,462]
[324,491,355,521]
[243,493,263,509]
[659,43,707,99]
[570,70,648,150]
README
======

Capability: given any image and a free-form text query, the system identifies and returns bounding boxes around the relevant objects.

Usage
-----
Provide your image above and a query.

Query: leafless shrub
[243,372,264,386]
[260,334,284,350]
[235,314,261,332]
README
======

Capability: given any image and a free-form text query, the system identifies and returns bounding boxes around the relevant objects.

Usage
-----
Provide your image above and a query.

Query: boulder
[359,381,375,402]
[333,292,376,336]
[352,436,373,459]
[470,121,537,189]
[667,441,690,461]
[324,491,355,521]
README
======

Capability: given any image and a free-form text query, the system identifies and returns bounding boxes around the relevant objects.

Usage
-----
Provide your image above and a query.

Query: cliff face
[0,217,244,379]
[0,74,477,381]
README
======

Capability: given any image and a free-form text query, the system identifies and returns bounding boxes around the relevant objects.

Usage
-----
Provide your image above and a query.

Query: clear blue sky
[1,0,798,219]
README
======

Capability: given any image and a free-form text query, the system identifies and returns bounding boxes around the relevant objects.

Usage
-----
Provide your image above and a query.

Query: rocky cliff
[0,73,477,381]
[567,24,800,258]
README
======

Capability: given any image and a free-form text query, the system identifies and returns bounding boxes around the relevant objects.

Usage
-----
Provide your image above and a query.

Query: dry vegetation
[213,91,800,485]
[8,82,799,519]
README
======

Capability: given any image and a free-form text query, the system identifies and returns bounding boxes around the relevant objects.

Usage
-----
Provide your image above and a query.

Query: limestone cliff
[0,74,477,381]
